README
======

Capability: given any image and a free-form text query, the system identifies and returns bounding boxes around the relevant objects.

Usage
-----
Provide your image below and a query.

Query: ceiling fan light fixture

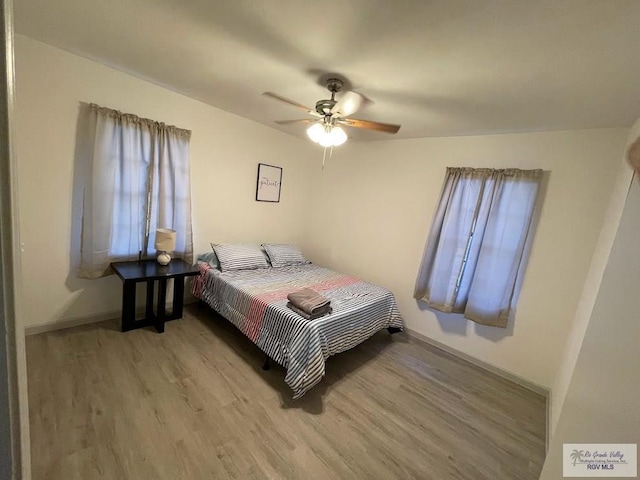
[306,122,325,143]
[318,136,333,148]
[329,126,347,146]
[306,123,348,147]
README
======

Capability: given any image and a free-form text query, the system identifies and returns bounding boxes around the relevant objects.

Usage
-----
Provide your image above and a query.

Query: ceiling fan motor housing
[315,99,336,115]
[326,78,343,93]
[315,78,344,115]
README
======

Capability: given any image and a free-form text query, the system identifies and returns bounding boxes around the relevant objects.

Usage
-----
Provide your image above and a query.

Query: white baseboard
[546,390,551,452]
[405,328,551,450]
[405,327,551,450]
[24,297,201,336]
[405,328,550,398]
[25,310,123,336]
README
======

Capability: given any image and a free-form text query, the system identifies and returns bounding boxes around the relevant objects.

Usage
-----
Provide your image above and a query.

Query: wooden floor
[26,303,546,480]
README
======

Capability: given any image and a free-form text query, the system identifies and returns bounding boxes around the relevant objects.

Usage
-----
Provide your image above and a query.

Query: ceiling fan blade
[263,92,315,114]
[331,91,366,118]
[275,119,316,125]
[341,118,401,134]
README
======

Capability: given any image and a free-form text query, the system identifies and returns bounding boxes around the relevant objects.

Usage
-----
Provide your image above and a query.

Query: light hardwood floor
[27,303,546,479]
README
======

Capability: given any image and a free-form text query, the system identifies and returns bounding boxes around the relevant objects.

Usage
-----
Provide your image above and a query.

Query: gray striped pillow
[211,243,269,271]
[262,244,310,268]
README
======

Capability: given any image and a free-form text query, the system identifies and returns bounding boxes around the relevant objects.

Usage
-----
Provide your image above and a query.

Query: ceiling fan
[263,78,401,147]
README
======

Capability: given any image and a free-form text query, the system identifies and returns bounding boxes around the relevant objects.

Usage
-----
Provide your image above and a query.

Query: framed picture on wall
[255,163,282,202]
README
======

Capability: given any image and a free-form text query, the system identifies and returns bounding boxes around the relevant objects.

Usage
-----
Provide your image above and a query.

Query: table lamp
[154,228,176,265]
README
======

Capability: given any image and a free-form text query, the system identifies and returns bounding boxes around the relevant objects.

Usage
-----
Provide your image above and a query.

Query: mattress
[193,263,404,398]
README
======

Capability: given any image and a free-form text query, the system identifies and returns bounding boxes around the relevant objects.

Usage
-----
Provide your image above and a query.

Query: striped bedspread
[193,263,403,398]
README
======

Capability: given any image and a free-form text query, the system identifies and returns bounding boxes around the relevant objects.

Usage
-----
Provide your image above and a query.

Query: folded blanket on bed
[287,287,331,315]
[287,302,333,320]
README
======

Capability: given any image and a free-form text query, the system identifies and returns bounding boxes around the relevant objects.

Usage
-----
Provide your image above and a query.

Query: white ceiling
[14,0,640,141]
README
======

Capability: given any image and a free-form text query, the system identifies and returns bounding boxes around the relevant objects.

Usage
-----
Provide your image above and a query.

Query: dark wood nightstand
[111,259,199,333]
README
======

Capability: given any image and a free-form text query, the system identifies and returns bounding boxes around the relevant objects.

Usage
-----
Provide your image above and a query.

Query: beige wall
[547,153,634,435]
[14,36,314,328]
[305,130,628,388]
[547,116,639,439]
[540,160,640,479]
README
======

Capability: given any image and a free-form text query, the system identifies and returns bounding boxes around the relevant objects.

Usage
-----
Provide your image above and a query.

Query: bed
[192,259,404,398]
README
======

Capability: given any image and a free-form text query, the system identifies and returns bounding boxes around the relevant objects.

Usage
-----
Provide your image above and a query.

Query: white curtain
[147,127,193,263]
[78,104,192,279]
[414,167,542,327]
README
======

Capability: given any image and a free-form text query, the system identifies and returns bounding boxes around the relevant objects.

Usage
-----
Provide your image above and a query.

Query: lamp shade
[306,123,324,143]
[318,131,334,148]
[330,126,347,146]
[154,228,176,251]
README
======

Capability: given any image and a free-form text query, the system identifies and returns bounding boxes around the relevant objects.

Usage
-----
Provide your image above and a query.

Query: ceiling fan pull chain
[321,145,335,170]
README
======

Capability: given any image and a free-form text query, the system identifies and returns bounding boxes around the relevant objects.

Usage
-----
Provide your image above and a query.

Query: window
[78,104,193,278]
[414,167,542,327]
